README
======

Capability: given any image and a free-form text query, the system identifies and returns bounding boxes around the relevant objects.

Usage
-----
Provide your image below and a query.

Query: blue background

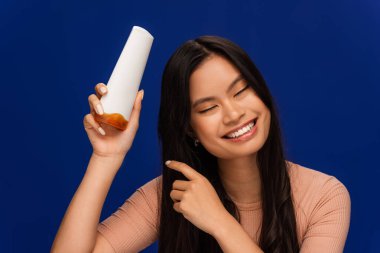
[1,0,379,252]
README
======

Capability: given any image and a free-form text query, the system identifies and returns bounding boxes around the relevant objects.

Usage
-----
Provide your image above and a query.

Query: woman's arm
[51,83,145,252]
[50,153,124,253]
[212,213,263,253]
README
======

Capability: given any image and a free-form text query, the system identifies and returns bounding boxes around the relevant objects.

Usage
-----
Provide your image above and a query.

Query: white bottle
[95,26,154,130]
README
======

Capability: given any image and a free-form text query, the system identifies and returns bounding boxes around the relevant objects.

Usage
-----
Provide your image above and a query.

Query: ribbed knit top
[97,161,351,252]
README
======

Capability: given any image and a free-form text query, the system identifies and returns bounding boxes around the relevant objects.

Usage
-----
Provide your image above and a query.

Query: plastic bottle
[94,26,154,130]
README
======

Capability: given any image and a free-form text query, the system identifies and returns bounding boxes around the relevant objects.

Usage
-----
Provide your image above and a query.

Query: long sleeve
[97,176,161,253]
[299,176,351,253]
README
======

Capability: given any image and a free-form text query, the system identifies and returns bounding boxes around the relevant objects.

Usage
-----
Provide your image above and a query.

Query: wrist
[212,212,263,253]
[211,210,237,239]
[91,152,125,161]
[87,153,125,176]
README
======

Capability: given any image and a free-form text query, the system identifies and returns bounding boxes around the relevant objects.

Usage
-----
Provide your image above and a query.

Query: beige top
[97,161,351,253]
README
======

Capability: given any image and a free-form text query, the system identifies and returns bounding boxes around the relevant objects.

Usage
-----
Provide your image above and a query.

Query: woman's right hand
[83,83,144,158]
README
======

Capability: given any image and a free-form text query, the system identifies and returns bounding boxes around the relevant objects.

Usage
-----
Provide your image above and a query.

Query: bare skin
[218,155,262,204]
[51,84,144,253]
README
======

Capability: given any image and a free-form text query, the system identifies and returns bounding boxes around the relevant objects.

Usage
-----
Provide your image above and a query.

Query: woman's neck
[217,154,261,204]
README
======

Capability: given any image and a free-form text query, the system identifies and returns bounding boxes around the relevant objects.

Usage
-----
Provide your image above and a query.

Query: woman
[51,36,350,253]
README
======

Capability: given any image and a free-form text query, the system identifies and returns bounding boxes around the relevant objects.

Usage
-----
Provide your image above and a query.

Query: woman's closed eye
[199,105,216,113]
[199,84,250,113]
[234,84,249,97]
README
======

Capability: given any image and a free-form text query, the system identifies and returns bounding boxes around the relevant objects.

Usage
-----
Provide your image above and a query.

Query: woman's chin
[209,143,261,160]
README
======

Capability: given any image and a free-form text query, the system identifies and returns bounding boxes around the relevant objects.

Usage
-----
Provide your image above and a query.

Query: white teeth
[226,121,255,138]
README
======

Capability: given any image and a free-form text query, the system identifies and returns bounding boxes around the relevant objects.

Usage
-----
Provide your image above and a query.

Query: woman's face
[189,54,271,159]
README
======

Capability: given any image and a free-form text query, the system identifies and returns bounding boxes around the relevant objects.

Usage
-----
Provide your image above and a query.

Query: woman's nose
[222,101,245,125]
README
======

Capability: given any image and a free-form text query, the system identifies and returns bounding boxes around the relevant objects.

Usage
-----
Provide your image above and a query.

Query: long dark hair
[157,36,299,253]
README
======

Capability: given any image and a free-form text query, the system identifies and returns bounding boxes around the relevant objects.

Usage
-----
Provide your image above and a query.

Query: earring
[194,138,200,147]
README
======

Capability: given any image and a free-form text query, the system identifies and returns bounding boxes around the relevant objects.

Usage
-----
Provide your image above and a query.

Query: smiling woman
[152,36,349,252]
[51,36,350,253]
[188,54,271,159]
[155,36,301,253]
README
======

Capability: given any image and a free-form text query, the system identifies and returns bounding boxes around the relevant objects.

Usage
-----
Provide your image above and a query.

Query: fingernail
[96,104,103,115]
[98,127,106,136]
[141,90,144,100]
[100,86,107,94]
[165,160,171,166]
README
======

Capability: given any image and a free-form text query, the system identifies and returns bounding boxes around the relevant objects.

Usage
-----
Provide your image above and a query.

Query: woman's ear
[186,126,198,139]
[187,130,196,139]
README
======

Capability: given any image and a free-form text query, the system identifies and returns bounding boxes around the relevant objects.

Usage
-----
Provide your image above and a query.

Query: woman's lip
[222,118,257,138]
[223,123,258,142]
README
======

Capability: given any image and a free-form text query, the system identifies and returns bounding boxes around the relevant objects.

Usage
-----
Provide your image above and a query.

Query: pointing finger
[165,160,201,180]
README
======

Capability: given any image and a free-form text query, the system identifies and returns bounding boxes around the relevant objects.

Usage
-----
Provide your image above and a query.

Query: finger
[170,189,184,202]
[95,83,108,99]
[127,90,144,130]
[83,114,106,136]
[165,160,201,180]
[88,94,104,115]
[172,180,190,191]
[173,202,182,213]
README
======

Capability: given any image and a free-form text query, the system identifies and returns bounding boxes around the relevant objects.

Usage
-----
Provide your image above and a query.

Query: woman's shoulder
[286,160,348,191]
[286,161,351,248]
[286,160,350,215]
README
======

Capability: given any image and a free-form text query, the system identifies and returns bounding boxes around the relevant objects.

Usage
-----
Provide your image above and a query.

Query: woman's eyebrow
[192,75,243,109]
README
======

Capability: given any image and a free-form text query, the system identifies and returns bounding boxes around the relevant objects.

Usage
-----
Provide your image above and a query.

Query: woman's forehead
[189,55,241,92]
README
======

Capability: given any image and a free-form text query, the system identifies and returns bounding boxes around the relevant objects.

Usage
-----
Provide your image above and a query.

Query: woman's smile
[222,118,258,142]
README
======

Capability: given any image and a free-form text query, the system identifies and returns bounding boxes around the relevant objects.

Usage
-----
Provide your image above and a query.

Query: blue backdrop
[1,0,379,252]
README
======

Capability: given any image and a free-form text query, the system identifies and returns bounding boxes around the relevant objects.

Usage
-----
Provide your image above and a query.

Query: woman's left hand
[165,160,231,236]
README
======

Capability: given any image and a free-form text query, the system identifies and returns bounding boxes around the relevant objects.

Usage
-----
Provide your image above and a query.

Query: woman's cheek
[195,114,221,138]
